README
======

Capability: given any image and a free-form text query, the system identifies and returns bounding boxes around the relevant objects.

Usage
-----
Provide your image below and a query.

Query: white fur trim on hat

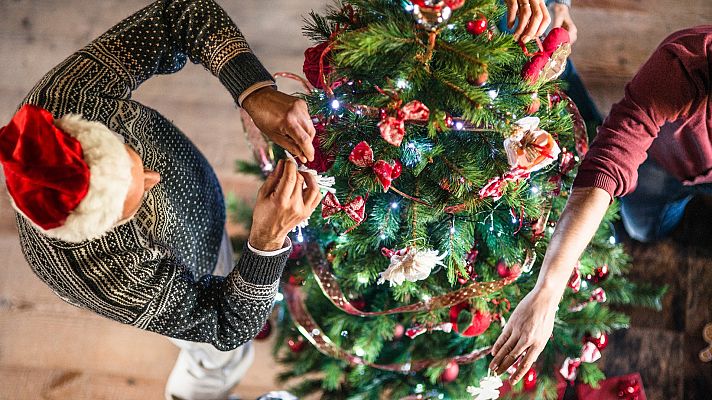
[36,114,133,242]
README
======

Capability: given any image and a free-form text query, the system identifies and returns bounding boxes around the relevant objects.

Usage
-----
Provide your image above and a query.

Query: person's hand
[242,87,316,163]
[489,287,560,383]
[505,0,551,43]
[551,3,578,44]
[249,159,323,251]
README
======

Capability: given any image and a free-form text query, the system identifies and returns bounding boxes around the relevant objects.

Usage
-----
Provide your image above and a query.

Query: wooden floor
[0,0,711,399]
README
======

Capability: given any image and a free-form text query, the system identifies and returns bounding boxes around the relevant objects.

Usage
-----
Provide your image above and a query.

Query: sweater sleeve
[572,27,710,198]
[74,0,273,104]
[141,245,290,350]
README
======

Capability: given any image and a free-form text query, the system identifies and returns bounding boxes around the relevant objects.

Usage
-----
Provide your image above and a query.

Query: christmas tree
[239,1,665,398]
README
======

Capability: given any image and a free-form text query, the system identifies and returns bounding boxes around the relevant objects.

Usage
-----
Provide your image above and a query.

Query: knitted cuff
[218,52,275,106]
[236,240,290,285]
[572,172,617,202]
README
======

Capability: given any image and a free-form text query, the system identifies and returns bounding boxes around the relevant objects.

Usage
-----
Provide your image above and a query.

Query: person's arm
[490,26,711,382]
[22,0,315,162]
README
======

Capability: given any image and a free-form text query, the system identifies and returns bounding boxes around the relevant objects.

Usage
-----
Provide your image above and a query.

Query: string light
[296,226,305,243]
[396,78,410,89]
[404,3,414,11]
[341,330,349,337]
[380,233,387,240]
[531,186,540,194]
[488,89,499,100]
[274,292,284,302]
[330,99,341,110]
[450,219,456,234]
[354,346,366,357]
[391,202,399,209]
[609,236,616,244]
[455,121,464,130]
[357,274,369,284]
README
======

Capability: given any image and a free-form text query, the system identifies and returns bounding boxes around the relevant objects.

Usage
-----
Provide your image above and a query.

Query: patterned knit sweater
[14,0,289,351]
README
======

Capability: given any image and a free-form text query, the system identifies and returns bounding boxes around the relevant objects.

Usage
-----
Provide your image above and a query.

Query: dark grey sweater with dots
[15,0,288,351]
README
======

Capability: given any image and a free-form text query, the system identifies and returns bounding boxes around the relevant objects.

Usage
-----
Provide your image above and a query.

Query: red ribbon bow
[321,192,366,225]
[478,167,531,201]
[378,100,430,147]
[349,141,402,191]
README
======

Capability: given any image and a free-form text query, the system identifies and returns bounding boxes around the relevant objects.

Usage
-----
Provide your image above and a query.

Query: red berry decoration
[288,275,304,286]
[586,264,610,283]
[440,360,460,383]
[255,320,272,340]
[522,367,537,391]
[287,336,306,353]
[583,331,609,350]
[466,18,488,36]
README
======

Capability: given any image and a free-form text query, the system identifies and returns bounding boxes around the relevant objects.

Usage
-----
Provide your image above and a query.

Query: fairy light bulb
[391,202,399,209]
[330,99,341,110]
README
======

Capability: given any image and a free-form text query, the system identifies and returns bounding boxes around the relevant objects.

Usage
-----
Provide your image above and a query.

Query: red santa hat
[0,104,133,242]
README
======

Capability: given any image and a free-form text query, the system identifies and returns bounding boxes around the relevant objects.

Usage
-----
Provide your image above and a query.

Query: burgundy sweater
[573,26,712,197]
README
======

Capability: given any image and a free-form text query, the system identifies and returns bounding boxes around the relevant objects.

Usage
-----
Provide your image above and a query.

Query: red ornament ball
[288,275,304,286]
[466,18,488,36]
[523,367,537,391]
[586,264,610,283]
[583,331,609,350]
[449,303,492,337]
[287,336,306,353]
[440,361,460,383]
[255,320,272,340]
[496,259,521,279]
[350,297,367,310]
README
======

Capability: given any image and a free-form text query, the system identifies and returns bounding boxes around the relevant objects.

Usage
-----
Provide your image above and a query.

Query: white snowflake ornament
[377,247,446,286]
[467,374,503,400]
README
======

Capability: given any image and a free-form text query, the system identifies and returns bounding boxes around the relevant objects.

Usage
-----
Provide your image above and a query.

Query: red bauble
[303,42,331,89]
[466,18,488,36]
[444,0,466,10]
[394,324,405,339]
[449,303,492,337]
[255,321,272,340]
[287,336,306,353]
[391,159,403,179]
[469,70,488,86]
[440,361,460,383]
[523,367,537,391]
[583,331,609,351]
[288,275,304,285]
[496,259,521,279]
[586,264,610,284]
[526,97,541,115]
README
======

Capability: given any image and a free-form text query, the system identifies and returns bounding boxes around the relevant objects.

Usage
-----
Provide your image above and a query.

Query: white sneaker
[165,342,254,400]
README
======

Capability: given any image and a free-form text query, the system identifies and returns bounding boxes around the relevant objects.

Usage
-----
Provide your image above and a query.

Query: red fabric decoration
[521,54,550,83]
[568,262,582,293]
[521,27,571,83]
[303,42,331,89]
[444,0,466,9]
[378,101,430,147]
[349,141,401,190]
[449,302,492,337]
[0,104,90,230]
[542,27,571,54]
[304,122,335,173]
[321,192,366,224]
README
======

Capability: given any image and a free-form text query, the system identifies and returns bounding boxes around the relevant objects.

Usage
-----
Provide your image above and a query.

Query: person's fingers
[520,0,543,42]
[551,9,565,28]
[535,1,551,37]
[259,159,284,198]
[301,171,322,210]
[490,332,518,371]
[510,345,542,383]
[275,159,298,203]
[274,135,308,164]
[299,113,317,140]
[566,21,578,44]
[285,120,315,163]
[506,0,518,29]
[491,325,512,357]
[291,170,305,199]
[512,1,532,40]
[495,341,526,375]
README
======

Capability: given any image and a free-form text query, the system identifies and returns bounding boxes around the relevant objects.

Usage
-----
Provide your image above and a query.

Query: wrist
[249,232,287,252]
[242,86,275,113]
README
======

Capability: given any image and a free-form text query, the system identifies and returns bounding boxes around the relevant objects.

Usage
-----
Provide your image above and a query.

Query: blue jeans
[620,159,712,242]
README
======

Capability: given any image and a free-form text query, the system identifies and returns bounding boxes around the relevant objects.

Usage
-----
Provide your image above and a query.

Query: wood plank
[600,328,684,400]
